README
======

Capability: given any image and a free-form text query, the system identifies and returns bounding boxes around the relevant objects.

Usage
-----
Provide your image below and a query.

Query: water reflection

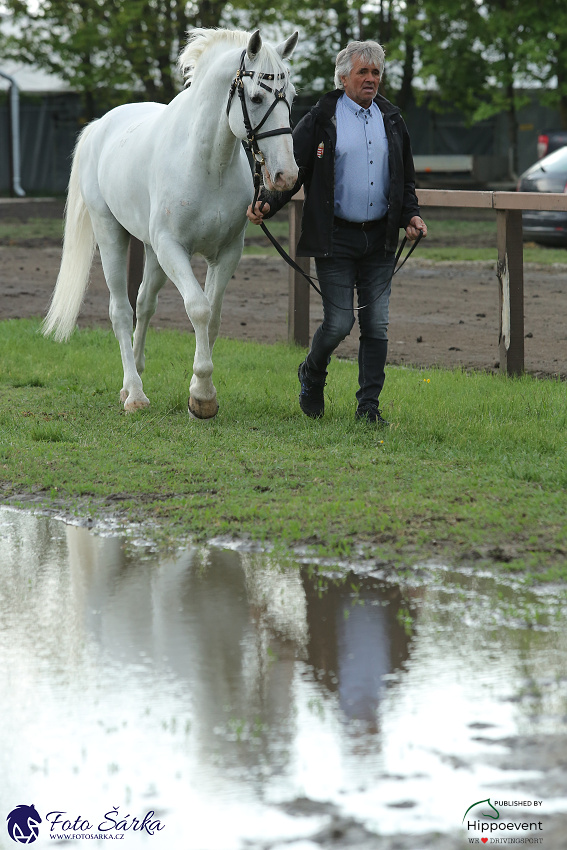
[0,507,566,849]
[302,571,412,730]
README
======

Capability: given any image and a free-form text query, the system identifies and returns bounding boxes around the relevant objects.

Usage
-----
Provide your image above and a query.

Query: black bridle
[226,49,293,208]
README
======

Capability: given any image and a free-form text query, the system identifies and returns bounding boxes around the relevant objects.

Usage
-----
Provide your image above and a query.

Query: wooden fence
[286,187,567,377]
[127,188,567,377]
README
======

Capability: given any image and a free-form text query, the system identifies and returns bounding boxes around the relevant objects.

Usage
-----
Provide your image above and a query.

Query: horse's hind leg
[94,216,150,411]
[132,245,168,376]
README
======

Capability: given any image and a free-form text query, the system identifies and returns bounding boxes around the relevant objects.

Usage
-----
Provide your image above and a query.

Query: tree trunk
[197,0,225,28]
[506,81,518,178]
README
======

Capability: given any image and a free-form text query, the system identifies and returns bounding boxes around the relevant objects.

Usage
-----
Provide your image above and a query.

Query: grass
[244,215,567,264]
[0,217,64,242]
[0,319,565,582]
[2,216,567,264]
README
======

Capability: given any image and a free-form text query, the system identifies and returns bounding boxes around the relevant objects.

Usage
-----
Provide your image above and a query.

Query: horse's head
[227,30,299,193]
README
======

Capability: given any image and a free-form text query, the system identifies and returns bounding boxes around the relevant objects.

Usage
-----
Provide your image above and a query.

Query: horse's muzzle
[265,167,299,192]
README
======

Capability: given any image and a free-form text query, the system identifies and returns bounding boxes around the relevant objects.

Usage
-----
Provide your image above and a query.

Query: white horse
[43,28,298,418]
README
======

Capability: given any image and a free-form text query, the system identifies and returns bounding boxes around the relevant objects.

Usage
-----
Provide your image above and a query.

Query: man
[247,40,427,424]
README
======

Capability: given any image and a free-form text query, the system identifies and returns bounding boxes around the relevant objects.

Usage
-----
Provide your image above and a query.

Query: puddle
[1,506,567,848]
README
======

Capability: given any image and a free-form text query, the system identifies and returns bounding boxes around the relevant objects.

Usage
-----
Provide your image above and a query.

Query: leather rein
[260,223,424,312]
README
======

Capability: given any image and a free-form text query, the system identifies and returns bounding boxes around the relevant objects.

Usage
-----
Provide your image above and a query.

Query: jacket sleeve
[257,109,317,219]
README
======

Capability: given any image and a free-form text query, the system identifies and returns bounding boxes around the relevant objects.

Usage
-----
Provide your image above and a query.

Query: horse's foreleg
[132,245,168,375]
[96,223,150,412]
[155,237,218,419]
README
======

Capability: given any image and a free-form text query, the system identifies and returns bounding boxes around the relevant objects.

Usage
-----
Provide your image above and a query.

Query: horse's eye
[251,95,263,105]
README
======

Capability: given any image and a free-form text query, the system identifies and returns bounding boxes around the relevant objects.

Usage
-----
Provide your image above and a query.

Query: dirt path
[1,200,566,378]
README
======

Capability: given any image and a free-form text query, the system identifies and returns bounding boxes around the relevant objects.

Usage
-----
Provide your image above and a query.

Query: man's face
[340,55,381,108]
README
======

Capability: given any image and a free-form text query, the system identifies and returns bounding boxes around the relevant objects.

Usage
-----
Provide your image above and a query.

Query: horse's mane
[178,28,288,91]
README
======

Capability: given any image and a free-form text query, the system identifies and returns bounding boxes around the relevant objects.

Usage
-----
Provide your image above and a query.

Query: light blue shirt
[334,93,390,222]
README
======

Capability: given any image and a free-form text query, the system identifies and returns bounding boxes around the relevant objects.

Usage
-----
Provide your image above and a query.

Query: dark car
[517,146,567,246]
[537,130,567,159]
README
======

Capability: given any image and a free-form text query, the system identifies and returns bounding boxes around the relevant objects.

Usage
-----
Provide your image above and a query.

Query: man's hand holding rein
[247,200,271,224]
[406,216,427,241]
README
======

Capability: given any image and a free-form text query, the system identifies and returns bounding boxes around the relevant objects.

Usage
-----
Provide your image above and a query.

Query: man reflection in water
[302,570,413,730]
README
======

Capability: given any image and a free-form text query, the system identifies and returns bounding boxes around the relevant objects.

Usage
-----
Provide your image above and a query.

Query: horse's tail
[42,122,98,342]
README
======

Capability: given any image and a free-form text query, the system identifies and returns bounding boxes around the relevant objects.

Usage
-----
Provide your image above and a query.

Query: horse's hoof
[124,399,150,413]
[123,392,150,412]
[188,396,219,420]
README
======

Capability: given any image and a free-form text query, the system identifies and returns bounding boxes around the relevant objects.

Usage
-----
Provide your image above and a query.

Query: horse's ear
[276,32,299,60]
[247,30,262,60]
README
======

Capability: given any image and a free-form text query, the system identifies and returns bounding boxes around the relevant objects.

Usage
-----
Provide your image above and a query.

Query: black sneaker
[298,361,325,418]
[355,404,389,426]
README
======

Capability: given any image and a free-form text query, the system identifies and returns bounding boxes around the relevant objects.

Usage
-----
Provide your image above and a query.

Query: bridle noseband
[226,49,293,207]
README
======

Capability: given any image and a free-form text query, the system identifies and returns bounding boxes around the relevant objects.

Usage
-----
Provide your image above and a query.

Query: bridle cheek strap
[226,50,293,207]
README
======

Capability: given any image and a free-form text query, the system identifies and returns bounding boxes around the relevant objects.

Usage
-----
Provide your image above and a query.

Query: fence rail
[127,188,567,377]
[285,188,567,376]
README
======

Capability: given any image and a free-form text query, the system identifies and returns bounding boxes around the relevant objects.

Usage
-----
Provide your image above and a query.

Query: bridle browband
[226,49,293,208]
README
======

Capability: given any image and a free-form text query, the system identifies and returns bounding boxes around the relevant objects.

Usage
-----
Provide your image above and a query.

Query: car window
[538,146,567,173]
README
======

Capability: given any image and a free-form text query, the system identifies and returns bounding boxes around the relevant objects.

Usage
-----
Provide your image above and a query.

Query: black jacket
[261,89,421,257]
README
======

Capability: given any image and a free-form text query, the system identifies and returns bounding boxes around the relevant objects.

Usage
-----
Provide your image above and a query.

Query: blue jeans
[305,220,395,408]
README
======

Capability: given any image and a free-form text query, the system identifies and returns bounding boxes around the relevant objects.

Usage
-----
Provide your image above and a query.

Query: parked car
[537,130,567,159]
[517,146,567,246]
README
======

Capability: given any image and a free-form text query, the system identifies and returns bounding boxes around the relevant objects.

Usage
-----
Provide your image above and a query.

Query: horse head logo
[462,798,500,823]
[6,805,42,844]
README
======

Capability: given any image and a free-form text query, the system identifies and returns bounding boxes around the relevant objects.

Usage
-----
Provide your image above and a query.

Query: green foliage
[1,0,232,114]
[2,0,567,140]
[0,319,566,580]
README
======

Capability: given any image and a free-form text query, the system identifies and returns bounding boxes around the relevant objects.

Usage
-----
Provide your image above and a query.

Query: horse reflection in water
[64,527,413,749]
[1,510,415,822]
[66,528,307,771]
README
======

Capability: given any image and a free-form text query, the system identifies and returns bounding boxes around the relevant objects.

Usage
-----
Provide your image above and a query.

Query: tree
[3,0,562,150]
[417,0,545,175]
[226,0,408,96]
[2,0,230,118]
[525,0,567,129]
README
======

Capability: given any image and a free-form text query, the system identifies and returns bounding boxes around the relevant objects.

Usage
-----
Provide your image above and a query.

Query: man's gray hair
[334,41,386,89]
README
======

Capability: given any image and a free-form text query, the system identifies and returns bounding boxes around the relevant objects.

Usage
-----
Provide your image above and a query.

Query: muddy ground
[1,198,566,380]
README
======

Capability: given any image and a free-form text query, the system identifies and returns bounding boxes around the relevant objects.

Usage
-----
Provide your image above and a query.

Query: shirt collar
[341,92,375,117]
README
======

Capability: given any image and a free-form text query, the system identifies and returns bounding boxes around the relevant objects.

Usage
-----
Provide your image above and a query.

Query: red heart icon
[481,839,488,845]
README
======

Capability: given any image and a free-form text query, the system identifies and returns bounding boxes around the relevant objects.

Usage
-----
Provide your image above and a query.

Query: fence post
[127,237,144,325]
[287,192,310,347]
[496,208,524,376]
